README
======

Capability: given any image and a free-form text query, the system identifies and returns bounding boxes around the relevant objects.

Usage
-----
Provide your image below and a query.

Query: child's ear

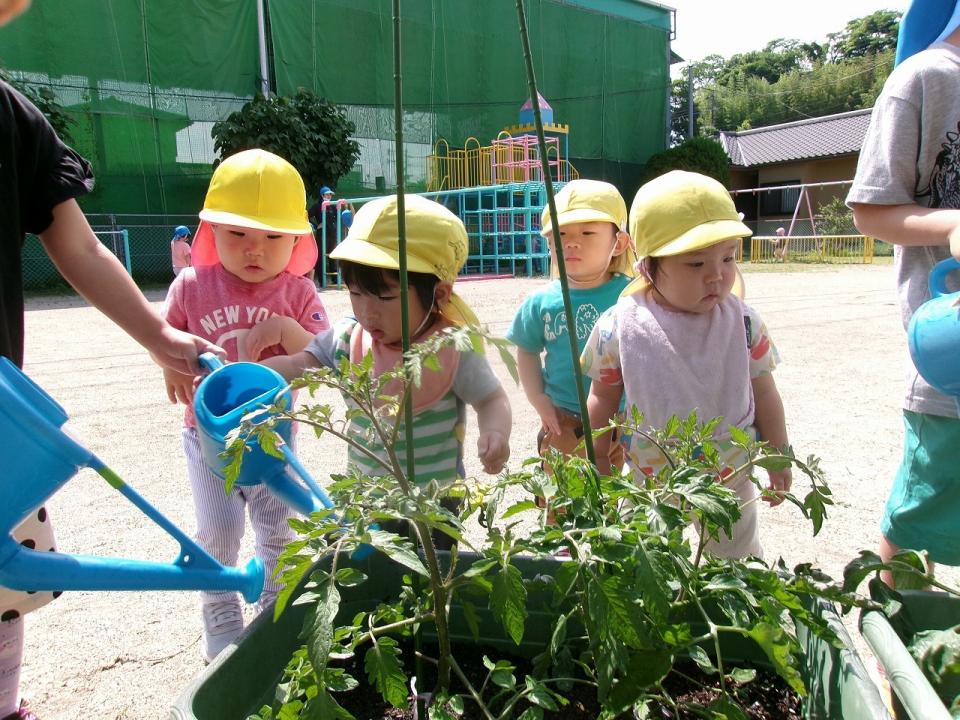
[434,281,453,306]
[612,230,631,257]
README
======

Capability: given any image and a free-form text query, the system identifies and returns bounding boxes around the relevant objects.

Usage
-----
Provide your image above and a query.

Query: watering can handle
[929,257,960,299]
[198,352,225,374]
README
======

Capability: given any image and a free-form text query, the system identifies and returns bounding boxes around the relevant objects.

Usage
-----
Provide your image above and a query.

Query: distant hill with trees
[671,9,900,144]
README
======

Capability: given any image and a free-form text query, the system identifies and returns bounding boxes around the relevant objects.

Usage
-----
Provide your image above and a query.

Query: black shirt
[0,80,94,367]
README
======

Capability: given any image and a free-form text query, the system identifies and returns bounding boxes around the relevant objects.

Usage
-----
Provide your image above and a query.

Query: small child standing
[170,225,192,277]
[161,149,330,662]
[582,170,791,560]
[507,180,636,470]
[264,194,511,542]
[847,6,960,583]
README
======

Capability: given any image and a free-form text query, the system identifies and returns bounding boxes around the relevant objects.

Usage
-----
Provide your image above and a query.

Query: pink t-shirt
[171,239,192,270]
[162,263,330,426]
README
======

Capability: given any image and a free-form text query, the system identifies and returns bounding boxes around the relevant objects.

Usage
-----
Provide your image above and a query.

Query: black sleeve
[3,80,95,235]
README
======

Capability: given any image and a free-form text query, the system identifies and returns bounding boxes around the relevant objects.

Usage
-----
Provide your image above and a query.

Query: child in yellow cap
[582,170,790,560]
[264,194,512,544]
[161,149,331,662]
[507,179,636,479]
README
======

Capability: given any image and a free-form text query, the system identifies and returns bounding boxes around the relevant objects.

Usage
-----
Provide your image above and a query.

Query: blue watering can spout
[908,257,960,397]
[0,357,264,603]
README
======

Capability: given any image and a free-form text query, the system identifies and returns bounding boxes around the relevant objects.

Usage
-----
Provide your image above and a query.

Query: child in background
[507,180,635,479]
[847,3,960,584]
[161,149,330,662]
[264,194,511,544]
[583,170,791,560]
[170,225,192,277]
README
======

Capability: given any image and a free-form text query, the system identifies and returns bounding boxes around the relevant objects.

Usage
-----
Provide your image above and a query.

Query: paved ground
[15,262,960,718]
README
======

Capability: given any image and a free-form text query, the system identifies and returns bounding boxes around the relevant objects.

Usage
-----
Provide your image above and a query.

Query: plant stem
[448,656,497,720]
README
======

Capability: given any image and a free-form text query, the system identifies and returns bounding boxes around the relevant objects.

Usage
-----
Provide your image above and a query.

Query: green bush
[642,136,731,187]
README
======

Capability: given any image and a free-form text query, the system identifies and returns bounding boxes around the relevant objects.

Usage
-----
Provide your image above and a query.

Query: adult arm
[39,199,222,374]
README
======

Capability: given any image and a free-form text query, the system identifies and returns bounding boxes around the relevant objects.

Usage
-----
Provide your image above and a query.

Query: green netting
[270,0,669,196]
[0,0,668,218]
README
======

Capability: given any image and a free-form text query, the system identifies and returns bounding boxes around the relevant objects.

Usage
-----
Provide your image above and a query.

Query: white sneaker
[201,599,244,663]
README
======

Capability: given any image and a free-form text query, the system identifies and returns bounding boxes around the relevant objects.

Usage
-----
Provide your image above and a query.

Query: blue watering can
[193,354,336,515]
[908,257,960,396]
[0,357,263,602]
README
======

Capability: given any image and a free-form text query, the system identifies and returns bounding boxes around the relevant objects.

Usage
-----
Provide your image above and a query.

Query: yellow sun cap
[622,170,751,298]
[330,194,479,326]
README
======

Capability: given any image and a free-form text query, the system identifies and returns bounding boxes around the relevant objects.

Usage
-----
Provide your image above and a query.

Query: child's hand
[531,394,562,436]
[478,431,510,474]
[764,467,792,506]
[950,224,960,260]
[163,366,196,405]
[243,316,288,361]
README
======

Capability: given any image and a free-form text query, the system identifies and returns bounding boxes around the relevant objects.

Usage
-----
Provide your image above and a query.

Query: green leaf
[334,568,367,587]
[517,708,544,720]
[746,622,806,695]
[705,696,749,720]
[305,582,340,675]
[606,649,673,711]
[634,543,670,622]
[524,677,561,711]
[727,667,757,684]
[364,637,408,707]
[304,689,354,719]
[367,530,429,577]
[491,563,527,645]
[689,645,717,674]
[462,600,481,642]
[909,625,960,706]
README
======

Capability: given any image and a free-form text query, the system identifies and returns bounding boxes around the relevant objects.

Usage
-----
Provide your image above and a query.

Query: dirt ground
[15,263,960,718]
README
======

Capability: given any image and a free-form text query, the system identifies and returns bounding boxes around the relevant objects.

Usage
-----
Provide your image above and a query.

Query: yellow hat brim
[442,293,479,326]
[198,207,312,236]
[541,208,622,236]
[329,236,437,276]
[649,220,752,258]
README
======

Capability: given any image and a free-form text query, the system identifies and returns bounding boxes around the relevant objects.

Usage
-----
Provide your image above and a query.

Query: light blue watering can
[0,357,263,602]
[192,354,373,560]
[193,354,336,515]
[908,257,960,396]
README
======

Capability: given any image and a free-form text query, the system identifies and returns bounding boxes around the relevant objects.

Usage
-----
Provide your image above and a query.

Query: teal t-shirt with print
[507,274,631,415]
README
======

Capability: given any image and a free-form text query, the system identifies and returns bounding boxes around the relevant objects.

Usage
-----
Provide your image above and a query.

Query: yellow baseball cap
[541,179,637,278]
[192,149,317,276]
[622,170,750,297]
[330,194,479,326]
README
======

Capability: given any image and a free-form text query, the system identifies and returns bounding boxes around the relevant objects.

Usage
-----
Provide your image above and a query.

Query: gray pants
[182,427,295,605]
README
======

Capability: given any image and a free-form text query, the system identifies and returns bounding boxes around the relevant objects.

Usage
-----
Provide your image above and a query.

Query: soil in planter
[331,644,801,719]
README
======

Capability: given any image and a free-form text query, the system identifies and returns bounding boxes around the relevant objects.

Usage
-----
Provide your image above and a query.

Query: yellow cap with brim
[192,149,317,276]
[622,170,751,297]
[330,194,479,326]
[541,179,637,278]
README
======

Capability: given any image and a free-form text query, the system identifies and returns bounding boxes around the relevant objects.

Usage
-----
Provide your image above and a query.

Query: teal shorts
[882,410,960,565]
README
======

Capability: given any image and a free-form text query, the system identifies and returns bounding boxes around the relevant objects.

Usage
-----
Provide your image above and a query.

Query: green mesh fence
[1,0,669,215]
[4,0,670,289]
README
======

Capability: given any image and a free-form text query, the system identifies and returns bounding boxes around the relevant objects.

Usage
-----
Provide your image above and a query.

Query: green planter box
[171,552,889,719]
[860,590,960,720]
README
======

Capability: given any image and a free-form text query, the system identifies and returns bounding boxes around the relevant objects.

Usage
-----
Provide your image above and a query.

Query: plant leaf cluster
[231,328,891,719]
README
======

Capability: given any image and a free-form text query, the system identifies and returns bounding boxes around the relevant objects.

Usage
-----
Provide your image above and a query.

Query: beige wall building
[720,109,872,235]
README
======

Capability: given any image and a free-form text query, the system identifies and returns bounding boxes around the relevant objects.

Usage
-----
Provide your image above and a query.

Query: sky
[667,0,911,69]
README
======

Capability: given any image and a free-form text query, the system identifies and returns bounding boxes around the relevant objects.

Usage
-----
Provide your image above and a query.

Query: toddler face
[212,223,298,283]
[547,221,622,289]
[347,275,430,346]
[650,238,740,313]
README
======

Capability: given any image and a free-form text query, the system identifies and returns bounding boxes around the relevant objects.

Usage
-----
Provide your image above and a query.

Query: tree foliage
[1,69,73,143]
[673,10,900,140]
[644,137,731,187]
[212,90,360,197]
